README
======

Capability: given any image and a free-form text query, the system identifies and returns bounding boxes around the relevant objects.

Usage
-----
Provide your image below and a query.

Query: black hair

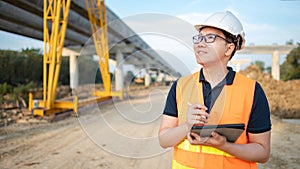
[220,29,241,60]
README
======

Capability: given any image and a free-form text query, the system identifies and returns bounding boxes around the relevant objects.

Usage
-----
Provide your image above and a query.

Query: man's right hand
[186,103,209,129]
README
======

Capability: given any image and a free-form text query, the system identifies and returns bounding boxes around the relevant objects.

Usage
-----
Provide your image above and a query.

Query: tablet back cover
[191,123,245,143]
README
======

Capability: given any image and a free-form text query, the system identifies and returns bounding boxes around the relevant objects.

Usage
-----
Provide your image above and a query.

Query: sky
[0,0,299,75]
[105,0,300,45]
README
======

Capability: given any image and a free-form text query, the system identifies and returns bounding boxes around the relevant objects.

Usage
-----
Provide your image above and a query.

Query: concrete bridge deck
[0,0,180,77]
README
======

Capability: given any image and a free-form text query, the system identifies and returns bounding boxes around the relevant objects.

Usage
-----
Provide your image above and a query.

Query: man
[158,11,271,169]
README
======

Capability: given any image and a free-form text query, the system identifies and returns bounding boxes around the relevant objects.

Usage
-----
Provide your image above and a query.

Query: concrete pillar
[156,71,164,83]
[115,49,123,91]
[69,53,78,89]
[229,59,250,72]
[144,70,151,87]
[272,50,280,80]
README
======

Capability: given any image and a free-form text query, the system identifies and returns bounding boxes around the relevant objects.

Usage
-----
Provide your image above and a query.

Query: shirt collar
[199,67,235,85]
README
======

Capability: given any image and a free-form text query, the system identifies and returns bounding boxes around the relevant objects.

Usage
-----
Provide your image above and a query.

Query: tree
[265,66,271,74]
[280,44,300,81]
[251,60,265,71]
[286,39,294,45]
[78,56,99,85]
[59,57,70,85]
[0,48,69,86]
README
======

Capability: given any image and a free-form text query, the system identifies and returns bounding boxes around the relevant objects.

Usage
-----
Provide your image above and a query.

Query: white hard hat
[194,11,245,50]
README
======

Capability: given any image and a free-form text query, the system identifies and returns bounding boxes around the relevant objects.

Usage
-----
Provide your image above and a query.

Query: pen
[187,102,207,119]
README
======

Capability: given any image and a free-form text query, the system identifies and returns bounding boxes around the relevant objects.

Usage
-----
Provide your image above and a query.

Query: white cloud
[244,22,275,32]
[141,34,196,76]
[121,13,198,75]
[176,12,283,45]
[186,0,202,8]
[177,12,210,25]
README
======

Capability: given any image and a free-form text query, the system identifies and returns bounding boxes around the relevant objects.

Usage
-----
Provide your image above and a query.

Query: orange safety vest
[173,72,257,169]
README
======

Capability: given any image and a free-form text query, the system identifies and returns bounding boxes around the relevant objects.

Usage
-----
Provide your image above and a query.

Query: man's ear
[225,43,235,57]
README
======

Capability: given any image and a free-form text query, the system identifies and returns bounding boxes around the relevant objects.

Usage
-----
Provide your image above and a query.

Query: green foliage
[0,82,35,104]
[0,48,42,85]
[251,60,265,71]
[78,56,100,84]
[265,66,271,74]
[12,82,36,102]
[280,44,300,81]
[0,48,109,105]
[0,48,70,105]
[58,57,70,85]
[0,83,13,95]
[0,48,70,86]
[286,39,294,45]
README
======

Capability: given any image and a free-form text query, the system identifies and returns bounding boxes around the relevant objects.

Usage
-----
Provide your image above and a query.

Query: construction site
[0,0,300,169]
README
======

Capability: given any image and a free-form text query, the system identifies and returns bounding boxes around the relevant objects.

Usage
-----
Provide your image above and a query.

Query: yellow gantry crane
[85,0,111,96]
[85,0,123,99]
[29,0,121,116]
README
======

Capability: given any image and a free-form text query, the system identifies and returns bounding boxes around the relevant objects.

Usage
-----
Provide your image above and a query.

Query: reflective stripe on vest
[177,139,234,157]
[173,72,257,169]
[172,160,195,169]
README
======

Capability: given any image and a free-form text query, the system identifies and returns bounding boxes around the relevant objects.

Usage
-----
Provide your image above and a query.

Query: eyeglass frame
[192,33,233,44]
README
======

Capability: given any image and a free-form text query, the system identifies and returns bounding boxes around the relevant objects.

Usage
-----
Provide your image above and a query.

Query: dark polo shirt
[163,67,271,133]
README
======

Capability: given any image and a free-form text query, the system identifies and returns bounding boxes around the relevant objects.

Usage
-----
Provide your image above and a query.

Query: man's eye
[197,35,203,40]
[207,35,215,40]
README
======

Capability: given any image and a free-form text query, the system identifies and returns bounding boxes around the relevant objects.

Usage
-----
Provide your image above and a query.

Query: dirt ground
[0,67,300,169]
[0,83,300,169]
[0,86,173,169]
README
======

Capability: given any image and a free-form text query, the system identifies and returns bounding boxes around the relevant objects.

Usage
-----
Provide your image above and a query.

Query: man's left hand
[187,131,227,148]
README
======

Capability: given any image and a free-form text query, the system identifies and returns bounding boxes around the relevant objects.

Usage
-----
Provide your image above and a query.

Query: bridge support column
[63,48,79,91]
[229,59,250,72]
[70,53,79,90]
[156,71,164,83]
[115,49,124,91]
[144,68,151,87]
[272,50,280,80]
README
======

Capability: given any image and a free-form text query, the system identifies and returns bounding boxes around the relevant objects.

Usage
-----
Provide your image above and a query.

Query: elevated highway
[0,0,297,81]
[0,0,181,77]
[0,0,182,116]
[236,45,296,80]
[0,0,297,102]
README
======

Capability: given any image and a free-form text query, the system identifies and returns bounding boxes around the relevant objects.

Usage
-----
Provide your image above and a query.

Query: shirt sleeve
[163,81,178,117]
[247,82,272,133]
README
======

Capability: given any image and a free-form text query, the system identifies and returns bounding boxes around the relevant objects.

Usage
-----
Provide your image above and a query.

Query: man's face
[193,27,230,67]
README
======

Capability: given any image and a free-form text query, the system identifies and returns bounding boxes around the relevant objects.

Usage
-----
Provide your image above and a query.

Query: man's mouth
[197,50,207,55]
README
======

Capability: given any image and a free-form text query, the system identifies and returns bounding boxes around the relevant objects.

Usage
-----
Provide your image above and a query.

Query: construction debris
[0,85,73,126]
[240,65,300,118]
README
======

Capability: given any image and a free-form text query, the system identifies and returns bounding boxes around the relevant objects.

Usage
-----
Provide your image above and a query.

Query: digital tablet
[191,123,245,143]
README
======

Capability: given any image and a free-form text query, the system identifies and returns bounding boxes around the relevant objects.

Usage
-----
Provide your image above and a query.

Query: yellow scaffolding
[29,0,120,116]
[85,0,110,95]
[29,0,73,116]
[85,0,123,99]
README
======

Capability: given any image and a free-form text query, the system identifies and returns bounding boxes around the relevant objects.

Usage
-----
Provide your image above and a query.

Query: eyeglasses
[192,34,232,44]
